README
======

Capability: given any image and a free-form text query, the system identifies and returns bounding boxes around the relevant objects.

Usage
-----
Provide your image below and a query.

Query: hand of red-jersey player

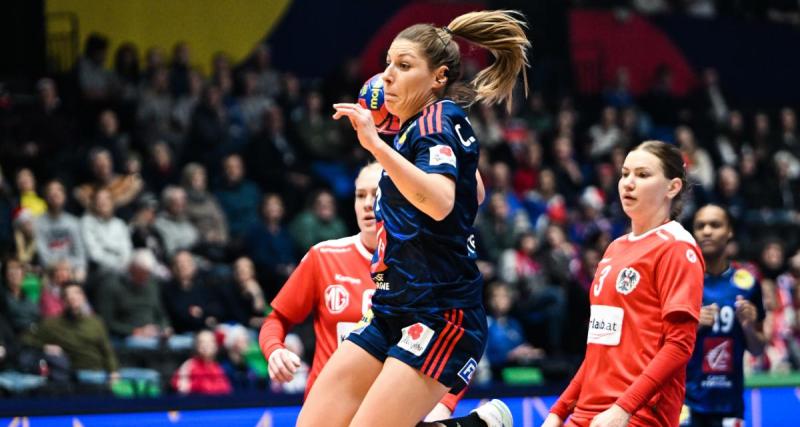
[540,413,564,427]
[735,295,757,331]
[589,404,630,427]
[268,347,302,383]
[698,303,719,329]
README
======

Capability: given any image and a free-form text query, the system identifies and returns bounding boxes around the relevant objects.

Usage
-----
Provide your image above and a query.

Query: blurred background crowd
[1,0,800,399]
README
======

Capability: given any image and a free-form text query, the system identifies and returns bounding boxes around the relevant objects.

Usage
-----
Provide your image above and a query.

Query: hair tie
[436,27,452,49]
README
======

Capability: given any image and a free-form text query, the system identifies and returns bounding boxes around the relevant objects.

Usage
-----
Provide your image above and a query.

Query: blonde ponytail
[447,10,531,112]
[395,10,531,112]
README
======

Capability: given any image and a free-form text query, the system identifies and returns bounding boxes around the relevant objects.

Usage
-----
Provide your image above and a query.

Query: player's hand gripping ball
[358,73,401,135]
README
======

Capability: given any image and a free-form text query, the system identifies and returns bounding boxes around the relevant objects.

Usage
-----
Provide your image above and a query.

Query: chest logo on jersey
[398,322,435,356]
[324,285,350,314]
[587,305,624,346]
[732,269,755,290]
[395,123,415,149]
[702,337,733,374]
[429,145,456,167]
[615,267,641,295]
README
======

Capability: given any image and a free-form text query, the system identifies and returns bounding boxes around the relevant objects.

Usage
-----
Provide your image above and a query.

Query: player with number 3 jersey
[544,141,705,427]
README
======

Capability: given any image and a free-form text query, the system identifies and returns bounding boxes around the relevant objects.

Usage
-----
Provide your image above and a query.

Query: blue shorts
[347,306,487,393]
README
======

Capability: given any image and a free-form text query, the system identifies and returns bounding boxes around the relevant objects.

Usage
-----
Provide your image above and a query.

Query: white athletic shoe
[472,398,513,427]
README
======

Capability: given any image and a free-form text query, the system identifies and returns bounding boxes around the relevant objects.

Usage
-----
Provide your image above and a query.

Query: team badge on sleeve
[615,267,640,295]
[398,322,435,356]
[429,145,457,167]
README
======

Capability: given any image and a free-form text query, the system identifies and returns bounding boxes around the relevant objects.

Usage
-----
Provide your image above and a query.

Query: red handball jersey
[571,221,705,427]
[270,235,375,393]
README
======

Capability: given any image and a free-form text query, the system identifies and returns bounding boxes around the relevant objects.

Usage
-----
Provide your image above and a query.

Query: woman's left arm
[371,142,455,221]
[615,313,697,413]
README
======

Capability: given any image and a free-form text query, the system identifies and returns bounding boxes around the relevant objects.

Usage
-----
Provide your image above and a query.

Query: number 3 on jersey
[594,265,612,297]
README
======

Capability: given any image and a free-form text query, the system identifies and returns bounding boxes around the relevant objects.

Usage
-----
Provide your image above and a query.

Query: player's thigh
[349,356,450,427]
[296,341,383,427]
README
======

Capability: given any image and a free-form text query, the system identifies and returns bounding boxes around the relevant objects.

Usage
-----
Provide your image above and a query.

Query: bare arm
[736,296,767,356]
[371,142,455,221]
[333,103,456,221]
[476,170,485,205]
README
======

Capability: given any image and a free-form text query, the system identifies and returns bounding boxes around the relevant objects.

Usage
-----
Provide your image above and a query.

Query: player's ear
[433,66,448,90]
[667,177,682,199]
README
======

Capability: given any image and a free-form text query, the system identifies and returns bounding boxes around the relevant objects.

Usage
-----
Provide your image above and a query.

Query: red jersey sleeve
[615,315,697,413]
[550,360,586,420]
[258,311,294,359]
[655,241,704,321]
[270,248,320,324]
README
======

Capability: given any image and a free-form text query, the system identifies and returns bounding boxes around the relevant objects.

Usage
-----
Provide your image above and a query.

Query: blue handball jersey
[370,99,481,316]
[685,265,766,417]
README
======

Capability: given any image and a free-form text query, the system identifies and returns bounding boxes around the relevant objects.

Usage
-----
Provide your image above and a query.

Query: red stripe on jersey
[426,104,435,135]
[433,310,464,380]
[429,309,464,379]
[422,309,454,374]
[434,102,443,133]
[418,105,432,137]
[434,326,464,379]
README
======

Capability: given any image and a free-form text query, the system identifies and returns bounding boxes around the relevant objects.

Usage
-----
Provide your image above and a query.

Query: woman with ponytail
[296,10,530,427]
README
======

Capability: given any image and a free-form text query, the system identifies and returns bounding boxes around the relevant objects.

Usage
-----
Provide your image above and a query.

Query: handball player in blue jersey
[296,10,530,427]
[682,205,767,427]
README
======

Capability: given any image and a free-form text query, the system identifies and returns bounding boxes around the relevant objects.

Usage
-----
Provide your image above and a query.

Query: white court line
[751,388,761,427]
[256,410,272,427]
[522,397,532,427]
[531,397,551,426]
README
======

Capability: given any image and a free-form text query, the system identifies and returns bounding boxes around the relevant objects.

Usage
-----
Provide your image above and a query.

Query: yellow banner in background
[46,0,292,74]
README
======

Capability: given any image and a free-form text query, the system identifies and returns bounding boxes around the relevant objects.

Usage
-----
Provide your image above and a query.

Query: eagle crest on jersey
[615,267,640,295]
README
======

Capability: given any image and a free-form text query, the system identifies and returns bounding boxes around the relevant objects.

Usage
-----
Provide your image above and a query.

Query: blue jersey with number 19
[685,265,766,417]
[371,99,481,316]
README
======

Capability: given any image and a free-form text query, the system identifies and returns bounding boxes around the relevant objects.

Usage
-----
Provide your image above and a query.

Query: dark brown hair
[632,140,688,219]
[395,10,531,112]
[693,204,734,231]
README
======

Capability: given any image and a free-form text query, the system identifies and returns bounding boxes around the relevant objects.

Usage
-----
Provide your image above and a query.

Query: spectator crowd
[1,21,799,398]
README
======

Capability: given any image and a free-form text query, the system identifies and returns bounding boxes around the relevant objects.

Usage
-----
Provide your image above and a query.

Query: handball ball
[358,74,401,135]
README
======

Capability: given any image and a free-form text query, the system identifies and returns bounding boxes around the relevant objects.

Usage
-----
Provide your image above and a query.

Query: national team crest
[615,267,640,295]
